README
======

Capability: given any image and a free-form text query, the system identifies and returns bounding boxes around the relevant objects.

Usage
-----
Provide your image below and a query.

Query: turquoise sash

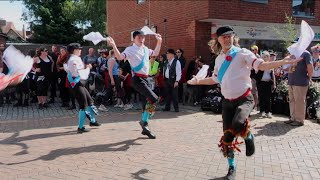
[217,46,240,84]
[67,72,80,88]
[131,47,147,73]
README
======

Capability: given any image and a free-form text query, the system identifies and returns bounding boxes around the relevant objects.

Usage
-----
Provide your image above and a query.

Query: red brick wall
[107,0,320,62]
[107,0,210,62]
[208,0,320,25]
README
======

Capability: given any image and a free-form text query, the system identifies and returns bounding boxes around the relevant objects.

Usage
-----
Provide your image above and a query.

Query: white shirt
[212,47,264,99]
[165,58,182,82]
[67,54,85,77]
[121,43,154,75]
[312,57,320,78]
[261,70,272,81]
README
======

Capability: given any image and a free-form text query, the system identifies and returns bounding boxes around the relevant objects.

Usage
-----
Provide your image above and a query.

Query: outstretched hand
[155,34,162,41]
[284,55,303,64]
[107,37,115,46]
[187,76,199,85]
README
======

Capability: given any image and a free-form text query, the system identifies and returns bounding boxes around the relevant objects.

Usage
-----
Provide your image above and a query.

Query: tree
[22,0,82,44]
[63,0,106,34]
[272,14,298,49]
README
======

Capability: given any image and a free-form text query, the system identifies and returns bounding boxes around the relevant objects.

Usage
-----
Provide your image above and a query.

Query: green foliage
[22,0,82,44]
[307,82,320,100]
[272,14,298,49]
[21,0,106,44]
[275,80,289,96]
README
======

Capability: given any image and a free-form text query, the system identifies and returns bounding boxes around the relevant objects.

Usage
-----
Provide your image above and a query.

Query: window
[293,0,315,17]
[137,0,145,4]
[241,0,268,4]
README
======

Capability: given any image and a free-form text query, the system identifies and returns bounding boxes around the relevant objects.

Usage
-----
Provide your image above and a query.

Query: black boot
[77,127,89,133]
[225,166,236,180]
[245,132,255,157]
[139,121,156,139]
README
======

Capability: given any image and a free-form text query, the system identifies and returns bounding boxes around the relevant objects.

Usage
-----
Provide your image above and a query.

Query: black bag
[211,96,222,114]
[307,100,320,119]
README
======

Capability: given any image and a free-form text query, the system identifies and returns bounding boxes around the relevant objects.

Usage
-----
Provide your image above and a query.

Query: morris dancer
[66,43,101,133]
[107,30,162,139]
[188,26,302,180]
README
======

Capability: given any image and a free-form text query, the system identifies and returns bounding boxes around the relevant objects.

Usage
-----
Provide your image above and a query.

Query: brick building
[107,0,320,63]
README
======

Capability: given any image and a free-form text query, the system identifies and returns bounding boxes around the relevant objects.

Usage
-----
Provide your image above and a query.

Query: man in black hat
[107,30,162,139]
[163,48,181,112]
[188,25,302,180]
[66,43,101,133]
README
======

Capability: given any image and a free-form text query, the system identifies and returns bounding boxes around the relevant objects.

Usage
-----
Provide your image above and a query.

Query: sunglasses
[176,51,181,53]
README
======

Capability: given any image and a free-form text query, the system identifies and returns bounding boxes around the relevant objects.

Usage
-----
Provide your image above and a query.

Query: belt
[225,88,251,102]
[134,73,148,78]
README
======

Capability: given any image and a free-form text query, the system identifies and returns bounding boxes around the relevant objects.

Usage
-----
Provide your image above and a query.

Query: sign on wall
[211,20,320,41]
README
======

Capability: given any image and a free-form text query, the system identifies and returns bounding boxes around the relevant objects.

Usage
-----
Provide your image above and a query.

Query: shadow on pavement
[6,137,146,165]
[254,120,299,137]
[0,130,77,156]
[131,168,150,180]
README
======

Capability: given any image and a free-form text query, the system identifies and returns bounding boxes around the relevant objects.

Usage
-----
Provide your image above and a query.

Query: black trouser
[164,79,179,111]
[72,82,93,109]
[222,94,254,143]
[36,79,49,96]
[58,73,69,103]
[132,76,158,111]
[49,73,57,99]
[257,81,272,113]
[16,78,30,104]
[178,82,183,102]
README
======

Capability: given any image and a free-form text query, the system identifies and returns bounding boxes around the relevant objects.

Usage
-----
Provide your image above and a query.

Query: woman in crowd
[35,47,54,109]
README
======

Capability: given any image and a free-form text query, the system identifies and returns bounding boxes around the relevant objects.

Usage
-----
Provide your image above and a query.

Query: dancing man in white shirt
[107,30,162,139]
[188,26,302,180]
[66,43,101,133]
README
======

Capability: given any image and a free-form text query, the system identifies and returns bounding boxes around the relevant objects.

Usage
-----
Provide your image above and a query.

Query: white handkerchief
[3,45,33,81]
[83,32,108,45]
[195,65,209,80]
[78,68,90,80]
[287,20,314,58]
[141,26,156,35]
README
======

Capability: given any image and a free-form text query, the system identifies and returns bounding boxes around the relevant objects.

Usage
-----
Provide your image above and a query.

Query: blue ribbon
[217,46,240,84]
[67,72,80,88]
[131,47,147,73]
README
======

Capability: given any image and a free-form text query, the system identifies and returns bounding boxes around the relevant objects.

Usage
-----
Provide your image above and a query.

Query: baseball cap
[216,26,235,37]
[132,30,145,39]
[67,43,82,53]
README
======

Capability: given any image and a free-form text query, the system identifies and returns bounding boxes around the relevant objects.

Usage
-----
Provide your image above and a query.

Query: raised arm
[258,56,303,71]
[107,37,125,61]
[152,34,162,57]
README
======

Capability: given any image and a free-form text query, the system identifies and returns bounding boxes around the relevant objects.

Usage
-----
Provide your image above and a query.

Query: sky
[0,1,27,31]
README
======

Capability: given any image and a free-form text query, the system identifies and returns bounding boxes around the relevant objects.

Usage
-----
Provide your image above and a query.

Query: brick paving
[0,103,320,180]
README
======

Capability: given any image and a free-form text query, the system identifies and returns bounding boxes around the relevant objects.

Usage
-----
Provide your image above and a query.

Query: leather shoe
[284,120,294,124]
[245,133,255,157]
[139,121,156,139]
[162,108,170,111]
[89,121,101,126]
[77,127,89,133]
[225,166,236,180]
[175,109,179,112]
[290,121,304,126]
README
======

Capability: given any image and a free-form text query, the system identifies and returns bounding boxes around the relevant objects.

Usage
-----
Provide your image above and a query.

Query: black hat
[216,26,235,37]
[60,45,67,50]
[291,37,299,43]
[67,43,82,53]
[166,48,176,55]
[133,30,145,39]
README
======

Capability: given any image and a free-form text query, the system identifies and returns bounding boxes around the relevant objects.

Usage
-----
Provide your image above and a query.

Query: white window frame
[242,0,268,4]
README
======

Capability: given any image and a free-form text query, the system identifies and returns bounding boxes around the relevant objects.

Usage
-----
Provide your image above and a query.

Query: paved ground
[0,102,320,180]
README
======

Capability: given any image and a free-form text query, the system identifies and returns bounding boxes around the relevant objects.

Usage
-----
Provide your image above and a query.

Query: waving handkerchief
[3,45,33,82]
[83,32,109,45]
[141,26,156,35]
[287,20,314,58]
[78,68,90,80]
